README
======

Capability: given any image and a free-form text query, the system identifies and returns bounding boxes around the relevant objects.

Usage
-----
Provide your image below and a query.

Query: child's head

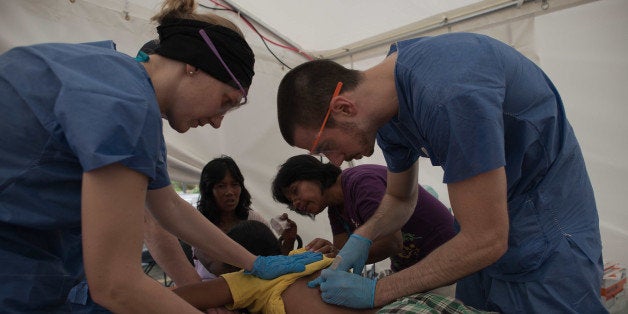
[207,220,281,275]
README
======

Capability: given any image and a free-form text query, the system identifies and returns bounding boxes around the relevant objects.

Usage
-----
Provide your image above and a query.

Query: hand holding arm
[318,269,377,309]
[246,251,323,279]
[307,234,371,288]
[372,167,509,306]
[333,234,372,274]
[147,188,322,280]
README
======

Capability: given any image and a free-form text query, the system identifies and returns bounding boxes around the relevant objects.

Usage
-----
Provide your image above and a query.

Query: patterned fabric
[378,293,495,314]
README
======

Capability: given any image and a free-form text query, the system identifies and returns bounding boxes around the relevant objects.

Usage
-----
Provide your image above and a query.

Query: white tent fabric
[1,0,626,269]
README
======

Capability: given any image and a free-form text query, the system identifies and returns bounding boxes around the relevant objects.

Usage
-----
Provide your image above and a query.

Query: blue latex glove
[318,268,377,309]
[245,251,322,279]
[335,234,372,273]
[308,233,371,288]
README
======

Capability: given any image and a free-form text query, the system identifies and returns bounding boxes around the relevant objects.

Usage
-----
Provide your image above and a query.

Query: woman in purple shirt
[272,155,455,272]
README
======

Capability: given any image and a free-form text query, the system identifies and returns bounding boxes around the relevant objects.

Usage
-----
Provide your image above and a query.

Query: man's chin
[167,120,188,133]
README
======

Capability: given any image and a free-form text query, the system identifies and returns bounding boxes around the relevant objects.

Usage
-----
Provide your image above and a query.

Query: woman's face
[283,180,327,217]
[163,71,245,133]
[212,171,242,213]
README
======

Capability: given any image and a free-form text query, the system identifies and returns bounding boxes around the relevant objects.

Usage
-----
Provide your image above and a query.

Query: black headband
[155,18,255,88]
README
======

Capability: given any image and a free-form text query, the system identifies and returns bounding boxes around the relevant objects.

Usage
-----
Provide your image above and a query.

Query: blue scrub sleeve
[387,34,508,182]
[50,53,165,184]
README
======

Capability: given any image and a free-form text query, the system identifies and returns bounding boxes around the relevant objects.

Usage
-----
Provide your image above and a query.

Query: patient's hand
[306,238,338,258]
[280,213,298,242]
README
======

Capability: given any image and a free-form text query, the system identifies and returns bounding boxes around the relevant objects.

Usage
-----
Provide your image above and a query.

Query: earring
[188,71,194,75]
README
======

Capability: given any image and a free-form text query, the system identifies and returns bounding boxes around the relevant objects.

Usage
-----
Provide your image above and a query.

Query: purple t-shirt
[328,164,455,272]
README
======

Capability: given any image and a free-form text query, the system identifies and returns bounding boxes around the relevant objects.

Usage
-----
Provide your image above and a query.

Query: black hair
[139,39,160,54]
[277,59,361,145]
[271,155,342,208]
[222,220,281,273]
[197,155,252,225]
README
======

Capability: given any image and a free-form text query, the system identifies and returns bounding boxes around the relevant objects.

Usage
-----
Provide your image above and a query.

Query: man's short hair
[276,60,361,145]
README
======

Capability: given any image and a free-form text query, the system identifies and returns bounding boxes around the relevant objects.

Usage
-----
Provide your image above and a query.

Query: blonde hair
[151,0,244,37]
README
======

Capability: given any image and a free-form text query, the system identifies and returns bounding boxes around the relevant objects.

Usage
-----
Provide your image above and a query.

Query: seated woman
[194,156,298,281]
[174,224,489,314]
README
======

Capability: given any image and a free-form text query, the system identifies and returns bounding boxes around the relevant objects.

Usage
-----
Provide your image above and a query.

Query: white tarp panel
[1,0,626,268]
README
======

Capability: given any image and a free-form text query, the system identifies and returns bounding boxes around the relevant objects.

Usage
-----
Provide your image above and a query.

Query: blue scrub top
[377,33,603,311]
[0,40,169,311]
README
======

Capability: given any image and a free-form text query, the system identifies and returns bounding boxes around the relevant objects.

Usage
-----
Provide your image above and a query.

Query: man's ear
[330,96,357,117]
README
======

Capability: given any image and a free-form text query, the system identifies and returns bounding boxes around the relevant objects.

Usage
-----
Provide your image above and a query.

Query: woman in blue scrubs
[0,0,319,312]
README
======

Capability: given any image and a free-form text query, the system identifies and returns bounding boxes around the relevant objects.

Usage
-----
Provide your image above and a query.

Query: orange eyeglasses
[309,82,343,153]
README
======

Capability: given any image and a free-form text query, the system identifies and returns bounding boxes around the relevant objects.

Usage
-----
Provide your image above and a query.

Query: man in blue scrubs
[276,32,606,313]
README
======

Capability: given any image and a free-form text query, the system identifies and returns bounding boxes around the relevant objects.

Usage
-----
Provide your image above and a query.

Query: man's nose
[209,115,224,129]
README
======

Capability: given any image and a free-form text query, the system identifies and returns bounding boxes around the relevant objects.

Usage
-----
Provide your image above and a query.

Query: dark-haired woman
[272,155,455,274]
[194,156,297,281]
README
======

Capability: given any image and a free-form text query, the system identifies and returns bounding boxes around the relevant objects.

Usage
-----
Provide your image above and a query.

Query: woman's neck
[325,176,345,207]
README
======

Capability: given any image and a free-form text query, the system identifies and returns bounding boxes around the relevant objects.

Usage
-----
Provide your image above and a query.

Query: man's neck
[358,54,399,127]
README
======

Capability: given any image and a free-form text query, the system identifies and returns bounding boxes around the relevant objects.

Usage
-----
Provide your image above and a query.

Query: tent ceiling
[221,0,483,51]
[91,0,576,63]
[113,0,486,54]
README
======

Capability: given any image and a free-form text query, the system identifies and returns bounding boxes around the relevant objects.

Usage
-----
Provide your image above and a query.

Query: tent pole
[315,0,522,60]
[315,0,594,61]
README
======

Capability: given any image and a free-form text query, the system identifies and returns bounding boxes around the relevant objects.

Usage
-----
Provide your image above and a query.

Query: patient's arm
[174,271,378,313]
[174,277,233,310]
[281,273,378,314]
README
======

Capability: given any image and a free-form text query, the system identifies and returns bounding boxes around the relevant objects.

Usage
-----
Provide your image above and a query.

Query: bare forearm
[91,272,203,313]
[82,165,201,313]
[374,167,509,306]
[144,208,201,286]
[146,187,257,271]
[174,278,233,310]
[373,231,506,306]
[356,164,419,242]
[355,191,416,242]
[165,207,256,270]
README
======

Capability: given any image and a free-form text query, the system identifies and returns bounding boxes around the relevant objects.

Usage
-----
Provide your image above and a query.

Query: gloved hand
[307,233,371,288]
[318,268,377,309]
[245,251,322,279]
